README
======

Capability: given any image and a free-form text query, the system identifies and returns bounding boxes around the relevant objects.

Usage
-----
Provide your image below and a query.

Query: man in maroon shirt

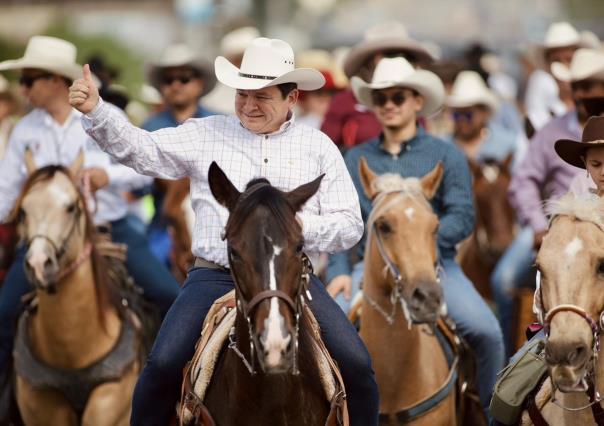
[321,21,434,150]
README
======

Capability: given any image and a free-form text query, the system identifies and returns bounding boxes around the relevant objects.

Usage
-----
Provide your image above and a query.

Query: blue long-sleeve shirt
[326,127,475,282]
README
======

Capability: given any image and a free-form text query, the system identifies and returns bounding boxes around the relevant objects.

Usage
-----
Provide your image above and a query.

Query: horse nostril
[546,341,590,366]
[567,344,589,366]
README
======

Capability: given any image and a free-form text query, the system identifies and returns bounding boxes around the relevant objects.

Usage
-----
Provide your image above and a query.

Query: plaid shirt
[82,99,363,268]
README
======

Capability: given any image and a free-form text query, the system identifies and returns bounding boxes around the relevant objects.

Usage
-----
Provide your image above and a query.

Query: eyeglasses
[161,75,196,86]
[452,110,474,122]
[19,73,53,88]
[371,91,408,107]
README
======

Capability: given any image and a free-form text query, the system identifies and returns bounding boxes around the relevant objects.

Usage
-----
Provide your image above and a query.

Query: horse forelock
[547,192,604,233]
[372,173,422,195]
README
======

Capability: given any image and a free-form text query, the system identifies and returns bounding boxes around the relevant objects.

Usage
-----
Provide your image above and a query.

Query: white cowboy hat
[343,21,434,78]
[0,36,85,82]
[0,74,8,93]
[351,57,444,117]
[220,26,261,58]
[542,22,581,50]
[551,48,604,83]
[146,44,216,94]
[447,70,499,111]
[214,37,325,91]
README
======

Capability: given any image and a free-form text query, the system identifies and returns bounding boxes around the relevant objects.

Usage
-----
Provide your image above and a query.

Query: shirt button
[264,158,268,163]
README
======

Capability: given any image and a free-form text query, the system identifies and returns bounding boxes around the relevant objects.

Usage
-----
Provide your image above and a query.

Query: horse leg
[81,362,139,426]
[16,376,77,426]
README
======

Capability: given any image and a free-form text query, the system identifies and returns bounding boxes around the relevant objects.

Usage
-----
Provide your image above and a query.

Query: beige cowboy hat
[551,48,604,83]
[447,70,499,111]
[555,116,604,169]
[343,21,434,78]
[214,37,325,91]
[542,22,581,50]
[220,26,261,58]
[147,44,216,95]
[0,36,90,83]
[351,57,445,117]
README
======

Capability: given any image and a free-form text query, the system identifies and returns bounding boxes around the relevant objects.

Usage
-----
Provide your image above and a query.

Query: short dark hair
[277,82,297,99]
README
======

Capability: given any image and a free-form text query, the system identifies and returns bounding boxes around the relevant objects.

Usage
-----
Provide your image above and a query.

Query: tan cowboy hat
[343,21,434,78]
[542,22,581,50]
[351,57,445,117]
[220,26,261,58]
[555,116,604,169]
[551,48,604,83]
[147,44,216,95]
[447,70,499,111]
[214,37,325,91]
[0,36,85,82]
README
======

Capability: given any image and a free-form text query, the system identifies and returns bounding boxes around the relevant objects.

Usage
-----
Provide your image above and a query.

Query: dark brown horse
[182,162,344,425]
[458,155,516,299]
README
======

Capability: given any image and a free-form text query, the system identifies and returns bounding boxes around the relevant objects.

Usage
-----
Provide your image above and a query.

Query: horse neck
[31,255,121,369]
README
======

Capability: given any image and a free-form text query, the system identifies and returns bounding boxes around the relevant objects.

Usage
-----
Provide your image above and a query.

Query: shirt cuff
[82,98,106,127]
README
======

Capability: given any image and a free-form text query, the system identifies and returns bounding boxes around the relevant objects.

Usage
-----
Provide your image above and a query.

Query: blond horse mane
[546,192,604,233]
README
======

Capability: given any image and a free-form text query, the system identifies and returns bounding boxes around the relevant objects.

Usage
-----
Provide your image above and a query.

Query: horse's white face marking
[564,237,583,259]
[263,243,290,367]
[405,207,415,221]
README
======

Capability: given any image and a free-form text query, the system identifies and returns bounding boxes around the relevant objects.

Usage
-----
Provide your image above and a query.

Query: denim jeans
[131,267,379,426]
[0,215,179,371]
[490,227,535,354]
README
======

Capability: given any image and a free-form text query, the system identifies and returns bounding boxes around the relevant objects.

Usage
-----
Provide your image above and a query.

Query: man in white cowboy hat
[69,36,378,425]
[0,35,181,379]
[524,21,582,132]
[326,57,505,415]
[322,21,435,150]
[142,43,217,269]
[506,47,604,353]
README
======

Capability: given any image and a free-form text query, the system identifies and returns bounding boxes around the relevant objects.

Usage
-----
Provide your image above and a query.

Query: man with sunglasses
[142,44,217,270]
[326,57,505,417]
[0,36,180,383]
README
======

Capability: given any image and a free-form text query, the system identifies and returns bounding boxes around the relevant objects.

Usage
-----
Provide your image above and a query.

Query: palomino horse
[520,193,604,425]
[12,152,141,425]
[458,155,515,300]
[358,158,484,426]
[180,162,346,426]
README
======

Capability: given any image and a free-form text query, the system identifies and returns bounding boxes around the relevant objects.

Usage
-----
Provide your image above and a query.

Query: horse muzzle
[24,247,59,291]
[545,339,592,393]
[408,281,443,324]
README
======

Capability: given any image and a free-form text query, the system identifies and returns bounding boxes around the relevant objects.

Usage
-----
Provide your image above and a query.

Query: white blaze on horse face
[404,207,414,221]
[27,238,52,283]
[263,243,290,368]
[564,237,583,259]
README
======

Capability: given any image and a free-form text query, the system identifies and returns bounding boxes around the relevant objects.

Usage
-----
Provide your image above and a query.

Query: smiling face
[158,66,204,109]
[235,85,298,134]
[371,87,424,130]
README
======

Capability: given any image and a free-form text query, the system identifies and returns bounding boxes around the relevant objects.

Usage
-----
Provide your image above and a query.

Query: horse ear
[359,157,378,199]
[285,174,324,212]
[208,161,241,211]
[69,149,85,178]
[24,147,37,175]
[421,161,444,200]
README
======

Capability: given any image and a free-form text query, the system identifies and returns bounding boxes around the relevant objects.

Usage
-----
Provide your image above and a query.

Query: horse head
[537,194,604,394]
[14,150,90,292]
[359,157,445,324]
[208,161,323,373]
[468,155,515,258]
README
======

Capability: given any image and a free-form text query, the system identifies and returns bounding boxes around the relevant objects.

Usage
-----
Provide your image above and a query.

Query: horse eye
[295,242,304,254]
[229,249,241,262]
[597,261,604,275]
[66,203,77,214]
[377,220,392,235]
[17,208,26,222]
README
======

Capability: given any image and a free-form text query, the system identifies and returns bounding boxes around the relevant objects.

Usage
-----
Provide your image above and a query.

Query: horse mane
[12,165,121,326]
[224,178,300,240]
[546,192,604,232]
[370,173,423,195]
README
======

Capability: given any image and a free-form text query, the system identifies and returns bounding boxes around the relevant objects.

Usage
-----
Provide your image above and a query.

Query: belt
[193,257,230,272]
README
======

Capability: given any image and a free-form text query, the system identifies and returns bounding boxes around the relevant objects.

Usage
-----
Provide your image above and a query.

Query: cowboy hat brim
[447,92,499,111]
[0,58,83,82]
[214,56,325,91]
[351,70,444,117]
[146,58,217,95]
[551,61,604,83]
[343,38,434,78]
[554,138,604,169]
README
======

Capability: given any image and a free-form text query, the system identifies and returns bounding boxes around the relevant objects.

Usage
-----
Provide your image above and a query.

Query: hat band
[238,72,277,81]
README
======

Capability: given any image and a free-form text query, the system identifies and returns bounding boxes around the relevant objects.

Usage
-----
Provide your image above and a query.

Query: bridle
[364,189,442,326]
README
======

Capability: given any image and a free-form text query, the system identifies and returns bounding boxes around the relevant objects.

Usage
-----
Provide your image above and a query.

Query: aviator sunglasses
[161,74,197,86]
[19,73,53,88]
[371,91,408,107]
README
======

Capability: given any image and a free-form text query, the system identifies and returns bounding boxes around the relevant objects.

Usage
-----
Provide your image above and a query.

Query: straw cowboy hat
[555,116,604,169]
[296,49,347,90]
[351,57,445,117]
[220,26,261,58]
[447,70,499,111]
[542,22,581,50]
[214,37,325,91]
[551,48,604,83]
[0,36,88,82]
[146,44,216,95]
[343,21,434,78]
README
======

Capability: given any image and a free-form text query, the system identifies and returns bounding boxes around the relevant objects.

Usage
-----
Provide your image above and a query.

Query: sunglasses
[371,91,408,107]
[161,75,196,86]
[19,73,53,88]
[452,110,474,122]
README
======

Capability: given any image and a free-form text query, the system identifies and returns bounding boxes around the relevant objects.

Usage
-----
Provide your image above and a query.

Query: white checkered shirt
[82,99,363,267]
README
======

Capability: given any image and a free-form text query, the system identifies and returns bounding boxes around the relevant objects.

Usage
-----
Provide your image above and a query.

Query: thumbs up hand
[69,64,99,114]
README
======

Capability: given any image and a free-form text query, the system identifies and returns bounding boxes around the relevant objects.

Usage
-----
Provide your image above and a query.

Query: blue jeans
[131,267,379,426]
[0,215,179,371]
[490,227,535,354]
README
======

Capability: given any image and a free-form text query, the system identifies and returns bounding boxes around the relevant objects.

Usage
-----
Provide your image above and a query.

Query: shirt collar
[376,125,425,154]
[41,107,80,129]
